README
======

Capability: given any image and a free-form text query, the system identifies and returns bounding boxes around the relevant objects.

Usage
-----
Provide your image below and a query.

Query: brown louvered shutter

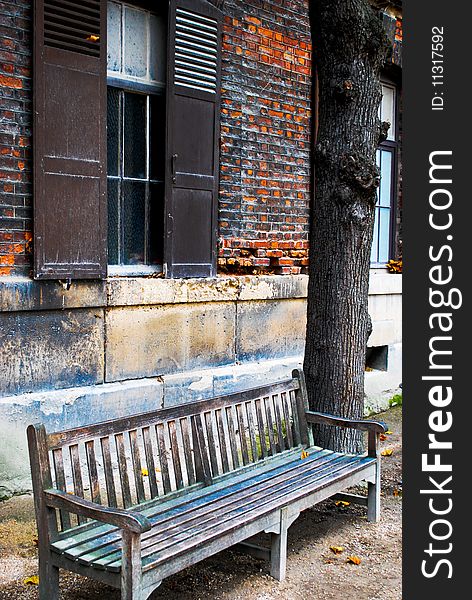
[34,0,107,279]
[164,0,222,278]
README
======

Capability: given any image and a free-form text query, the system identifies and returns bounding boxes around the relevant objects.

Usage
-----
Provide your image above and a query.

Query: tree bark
[304,0,390,453]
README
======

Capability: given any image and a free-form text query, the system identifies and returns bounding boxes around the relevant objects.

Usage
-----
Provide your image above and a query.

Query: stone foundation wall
[0,273,401,499]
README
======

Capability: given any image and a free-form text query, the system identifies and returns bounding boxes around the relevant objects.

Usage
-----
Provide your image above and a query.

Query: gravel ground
[0,406,402,600]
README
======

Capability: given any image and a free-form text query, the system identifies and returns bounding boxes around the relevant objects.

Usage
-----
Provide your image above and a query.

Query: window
[107,1,166,271]
[371,82,398,265]
[33,0,222,281]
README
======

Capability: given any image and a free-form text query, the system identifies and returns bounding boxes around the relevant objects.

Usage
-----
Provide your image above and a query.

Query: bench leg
[270,507,288,581]
[367,462,381,523]
[121,531,143,600]
[38,555,59,600]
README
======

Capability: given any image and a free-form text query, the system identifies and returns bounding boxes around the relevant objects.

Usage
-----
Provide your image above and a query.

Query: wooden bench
[27,369,387,600]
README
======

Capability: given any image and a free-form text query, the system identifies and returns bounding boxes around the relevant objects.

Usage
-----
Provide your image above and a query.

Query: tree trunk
[304,0,390,453]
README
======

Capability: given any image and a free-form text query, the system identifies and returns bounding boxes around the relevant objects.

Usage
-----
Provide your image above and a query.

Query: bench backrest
[28,369,309,532]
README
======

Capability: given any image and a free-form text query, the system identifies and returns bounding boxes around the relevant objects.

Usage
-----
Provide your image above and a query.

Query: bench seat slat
[141,456,372,574]
[95,453,345,568]
[141,456,371,572]
[58,449,330,564]
[51,450,375,572]
[51,447,305,553]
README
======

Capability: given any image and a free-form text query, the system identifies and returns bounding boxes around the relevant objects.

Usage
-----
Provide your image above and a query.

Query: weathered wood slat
[100,436,118,508]
[255,398,267,459]
[191,414,212,486]
[168,420,184,490]
[289,389,302,446]
[69,444,86,525]
[281,392,293,448]
[46,379,301,450]
[204,411,220,477]
[52,448,71,530]
[142,427,159,499]
[155,423,171,494]
[115,433,132,509]
[129,430,146,504]
[264,397,277,456]
[215,408,230,473]
[273,394,286,452]
[179,417,196,486]
[225,406,240,470]
[236,403,250,466]
[245,402,258,463]
[85,440,102,506]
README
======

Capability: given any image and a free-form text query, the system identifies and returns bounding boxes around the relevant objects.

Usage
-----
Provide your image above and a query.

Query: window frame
[371,79,400,268]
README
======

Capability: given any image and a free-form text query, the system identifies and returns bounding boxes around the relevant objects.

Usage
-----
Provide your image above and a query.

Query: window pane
[107,87,120,176]
[150,93,166,181]
[150,13,167,85]
[379,150,392,208]
[381,84,395,141]
[149,182,165,264]
[124,92,146,178]
[124,7,147,79]
[107,1,122,73]
[378,207,391,263]
[122,180,146,264]
[371,208,379,263]
[107,178,120,264]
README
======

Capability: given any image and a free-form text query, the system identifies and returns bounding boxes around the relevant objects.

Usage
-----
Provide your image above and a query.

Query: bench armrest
[305,411,387,434]
[44,489,152,534]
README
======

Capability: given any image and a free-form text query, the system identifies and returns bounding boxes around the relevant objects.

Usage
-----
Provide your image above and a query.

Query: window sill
[108,265,163,277]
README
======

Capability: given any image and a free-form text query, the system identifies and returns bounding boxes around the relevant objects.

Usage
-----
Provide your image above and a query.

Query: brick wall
[0,0,312,278]
[217,0,312,274]
[0,0,32,276]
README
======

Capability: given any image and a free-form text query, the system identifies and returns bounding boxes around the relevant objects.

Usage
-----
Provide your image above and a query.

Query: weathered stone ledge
[0,272,401,312]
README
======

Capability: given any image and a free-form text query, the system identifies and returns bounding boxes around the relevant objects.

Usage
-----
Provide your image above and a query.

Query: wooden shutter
[164,0,222,278]
[34,0,107,279]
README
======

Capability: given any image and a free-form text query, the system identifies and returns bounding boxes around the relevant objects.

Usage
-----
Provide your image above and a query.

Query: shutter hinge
[59,278,72,291]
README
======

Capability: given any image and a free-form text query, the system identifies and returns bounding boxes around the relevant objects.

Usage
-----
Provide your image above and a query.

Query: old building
[0,0,402,499]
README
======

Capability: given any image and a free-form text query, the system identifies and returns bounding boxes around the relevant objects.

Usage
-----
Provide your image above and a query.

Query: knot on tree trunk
[379,120,391,144]
[333,78,356,101]
[341,153,379,199]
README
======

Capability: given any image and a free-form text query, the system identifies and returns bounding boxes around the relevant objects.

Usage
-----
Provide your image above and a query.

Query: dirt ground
[0,406,402,600]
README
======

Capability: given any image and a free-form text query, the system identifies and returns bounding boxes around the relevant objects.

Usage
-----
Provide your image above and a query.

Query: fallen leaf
[379,434,388,441]
[86,34,100,42]
[301,450,309,459]
[347,556,362,565]
[141,468,149,477]
[335,500,350,507]
[381,448,393,457]
[385,430,393,435]
[32,538,38,547]
[23,576,39,586]
[393,488,401,497]
[330,546,344,554]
